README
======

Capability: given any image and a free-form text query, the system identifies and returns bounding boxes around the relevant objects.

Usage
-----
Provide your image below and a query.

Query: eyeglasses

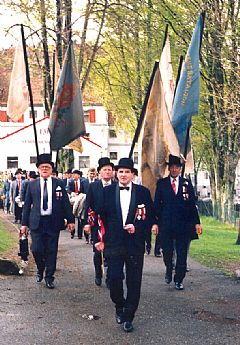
[39,165,52,170]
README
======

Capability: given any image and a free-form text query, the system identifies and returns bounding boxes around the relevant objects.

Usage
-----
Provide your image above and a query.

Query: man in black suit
[68,169,85,239]
[83,157,115,287]
[96,157,158,333]
[154,154,202,291]
[21,154,75,289]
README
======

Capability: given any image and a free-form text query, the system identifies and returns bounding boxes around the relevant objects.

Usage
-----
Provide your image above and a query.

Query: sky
[0,1,96,49]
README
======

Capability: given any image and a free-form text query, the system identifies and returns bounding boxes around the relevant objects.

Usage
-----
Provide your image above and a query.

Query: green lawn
[190,216,240,275]
[0,221,17,254]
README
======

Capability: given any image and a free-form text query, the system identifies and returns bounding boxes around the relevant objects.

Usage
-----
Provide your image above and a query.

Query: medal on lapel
[135,204,146,220]
[182,181,189,200]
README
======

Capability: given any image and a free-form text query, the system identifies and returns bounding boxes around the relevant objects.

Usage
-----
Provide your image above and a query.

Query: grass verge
[190,216,240,275]
[0,219,18,255]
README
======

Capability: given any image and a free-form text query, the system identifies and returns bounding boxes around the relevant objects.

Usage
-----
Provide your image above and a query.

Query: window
[79,156,90,169]
[30,156,37,164]
[110,152,118,161]
[7,156,18,169]
[89,109,96,123]
[0,110,7,122]
[204,172,209,179]
[84,109,96,123]
[30,110,37,119]
[133,152,138,164]
[109,129,117,138]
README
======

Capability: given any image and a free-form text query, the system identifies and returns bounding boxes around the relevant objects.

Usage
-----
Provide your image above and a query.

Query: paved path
[0,216,240,345]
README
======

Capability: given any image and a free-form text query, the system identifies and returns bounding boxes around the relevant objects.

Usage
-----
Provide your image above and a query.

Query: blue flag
[171,13,204,153]
[48,41,86,151]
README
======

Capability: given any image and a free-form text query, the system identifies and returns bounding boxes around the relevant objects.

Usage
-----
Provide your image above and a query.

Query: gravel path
[0,216,240,345]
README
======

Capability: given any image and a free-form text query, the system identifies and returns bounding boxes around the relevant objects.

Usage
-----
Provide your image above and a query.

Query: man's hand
[67,223,75,232]
[20,225,28,236]
[124,224,135,234]
[83,224,91,234]
[95,241,104,251]
[195,224,202,235]
[151,224,158,235]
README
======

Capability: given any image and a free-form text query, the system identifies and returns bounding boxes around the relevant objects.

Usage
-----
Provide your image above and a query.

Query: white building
[0,104,136,176]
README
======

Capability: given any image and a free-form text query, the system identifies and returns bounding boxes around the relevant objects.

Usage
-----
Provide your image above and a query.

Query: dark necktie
[119,186,130,191]
[172,178,176,194]
[43,179,48,210]
[75,181,78,193]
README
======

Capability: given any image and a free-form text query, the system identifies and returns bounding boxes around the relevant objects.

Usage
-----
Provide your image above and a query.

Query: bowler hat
[115,158,134,172]
[166,154,182,167]
[66,168,72,174]
[72,169,81,175]
[97,157,114,172]
[36,153,54,168]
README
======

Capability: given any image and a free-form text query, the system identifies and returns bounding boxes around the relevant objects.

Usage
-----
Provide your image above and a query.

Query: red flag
[97,215,105,242]
[87,208,95,227]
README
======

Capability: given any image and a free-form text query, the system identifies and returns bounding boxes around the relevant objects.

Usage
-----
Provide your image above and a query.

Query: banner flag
[141,65,180,198]
[171,13,204,153]
[159,34,175,118]
[68,137,83,153]
[7,40,29,122]
[48,41,86,150]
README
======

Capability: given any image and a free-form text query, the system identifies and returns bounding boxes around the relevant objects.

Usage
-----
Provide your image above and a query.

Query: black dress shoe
[95,277,102,286]
[123,321,133,332]
[115,309,124,324]
[165,274,172,284]
[175,282,184,290]
[45,281,55,289]
[36,273,43,283]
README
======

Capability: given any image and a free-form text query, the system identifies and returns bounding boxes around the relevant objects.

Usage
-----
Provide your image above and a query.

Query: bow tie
[119,186,130,191]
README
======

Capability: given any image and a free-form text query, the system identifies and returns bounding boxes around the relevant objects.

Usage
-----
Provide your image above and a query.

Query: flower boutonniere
[182,181,189,200]
[135,204,146,221]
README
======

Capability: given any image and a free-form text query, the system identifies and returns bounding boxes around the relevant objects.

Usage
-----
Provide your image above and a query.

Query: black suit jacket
[100,183,156,257]
[154,176,200,238]
[22,178,74,231]
[84,179,116,245]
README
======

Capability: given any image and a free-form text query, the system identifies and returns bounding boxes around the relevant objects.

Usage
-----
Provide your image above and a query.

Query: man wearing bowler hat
[153,154,202,291]
[96,157,158,332]
[21,153,75,289]
[84,157,116,287]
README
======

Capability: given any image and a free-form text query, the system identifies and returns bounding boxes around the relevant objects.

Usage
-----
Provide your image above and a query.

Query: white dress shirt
[170,176,179,194]
[40,176,53,215]
[119,182,132,226]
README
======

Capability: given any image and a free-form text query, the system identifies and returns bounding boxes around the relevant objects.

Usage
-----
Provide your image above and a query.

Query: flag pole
[173,55,184,99]
[161,24,169,51]
[129,61,159,158]
[21,24,39,158]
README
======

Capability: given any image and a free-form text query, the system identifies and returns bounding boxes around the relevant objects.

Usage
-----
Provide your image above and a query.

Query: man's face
[38,164,52,178]
[16,173,22,180]
[169,164,181,178]
[89,171,97,180]
[73,173,80,181]
[99,165,113,181]
[117,168,132,185]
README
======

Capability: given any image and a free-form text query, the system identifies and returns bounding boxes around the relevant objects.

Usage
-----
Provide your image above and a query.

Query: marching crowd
[0,153,202,333]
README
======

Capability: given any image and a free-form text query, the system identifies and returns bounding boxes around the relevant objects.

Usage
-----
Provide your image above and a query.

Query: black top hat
[115,158,134,172]
[72,169,81,175]
[36,153,54,168]
[97,157,114,172]
[28,171,37,179]
[166,154,182,167]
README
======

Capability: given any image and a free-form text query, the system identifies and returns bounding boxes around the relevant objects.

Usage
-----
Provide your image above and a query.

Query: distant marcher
[21,154,75,289]
[10,169,23,223]
[153,154,202,291]
[2,173,12,213]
